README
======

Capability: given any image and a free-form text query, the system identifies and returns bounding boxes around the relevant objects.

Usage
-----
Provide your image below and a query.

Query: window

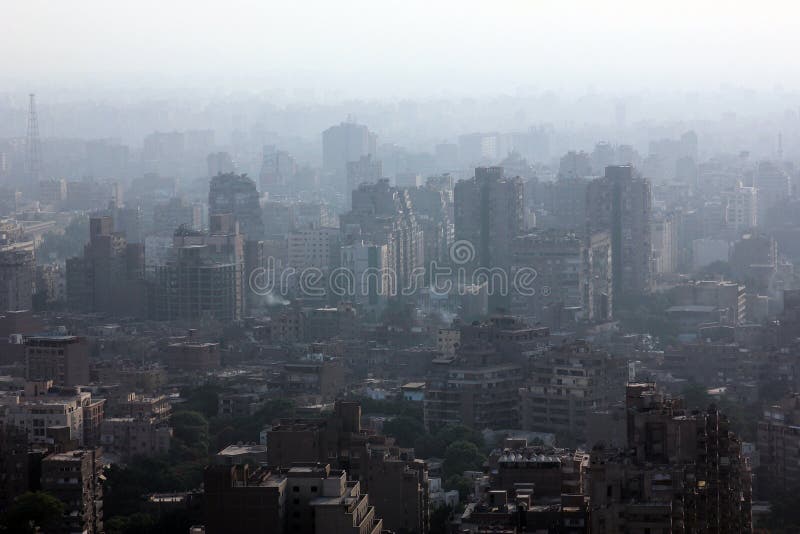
[292,486,299,492]
[310,486,318,492]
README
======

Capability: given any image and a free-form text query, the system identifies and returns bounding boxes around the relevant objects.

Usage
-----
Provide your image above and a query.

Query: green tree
[429,505,455,534]
[171,410,210,461]
[105,512,157,534]
[383,416,426,447]
[437,425,484,450]
[1,491,65,533]
[443,440,485,478]
[36,214,89,264]
[180,385,223,419]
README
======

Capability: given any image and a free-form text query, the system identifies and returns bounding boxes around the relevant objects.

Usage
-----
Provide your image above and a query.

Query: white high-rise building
[722,181,758,232]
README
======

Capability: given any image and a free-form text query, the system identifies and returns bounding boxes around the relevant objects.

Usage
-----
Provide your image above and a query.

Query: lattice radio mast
[26,93,43,180]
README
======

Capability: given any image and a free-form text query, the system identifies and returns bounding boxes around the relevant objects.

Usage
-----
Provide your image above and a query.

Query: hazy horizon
[5,1,800,98]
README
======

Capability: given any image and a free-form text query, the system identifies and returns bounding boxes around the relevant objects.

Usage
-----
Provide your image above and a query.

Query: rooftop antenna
[26,93,43,181]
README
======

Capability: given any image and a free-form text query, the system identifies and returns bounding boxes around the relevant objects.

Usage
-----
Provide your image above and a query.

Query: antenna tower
[26,93,43,180]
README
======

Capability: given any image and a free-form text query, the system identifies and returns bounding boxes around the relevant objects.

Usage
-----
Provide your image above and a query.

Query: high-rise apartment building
[0,239,34,312]
[288,225,340,272]
[346,154,382,196]
[150,214,244,321]
[511,231,585,323]
[66,215,146,316]
[755,160,791,221]
[322,121,377,192]
[340,179,424,295]
[586,165,652,303]
[455,167,524,266]
[259,145,297,194]
[650,211,679,275]
[209,173,265,241]
[722,181,758,233]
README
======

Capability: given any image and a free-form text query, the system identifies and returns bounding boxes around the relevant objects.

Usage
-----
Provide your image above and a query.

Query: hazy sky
[4,1,799,97]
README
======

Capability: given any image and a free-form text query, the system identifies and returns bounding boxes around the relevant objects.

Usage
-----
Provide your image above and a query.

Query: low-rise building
[166,341,221,372]
[100,417,172,459]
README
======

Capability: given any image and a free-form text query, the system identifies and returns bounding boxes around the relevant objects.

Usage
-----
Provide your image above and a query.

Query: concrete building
[458,442,590,532]
[305,304,358,342]
[540,176,590,231]
[722,181,758,233]
[150,214,244,322]
[66,215,146,316]
[0,239,34,312]
[587,165,652,303]
[520,341,626,443]
[587,383,752,533]
[757,392,800,494]
[166,341,221,372]
[424,344,523,430]
[585,230,613,321]
[288,225,340,272]
[153,197,203,235]
[755,161,791,221]
[346,154,382,196]
[511,231,584,323]
[340,179,424,295]
[259,145,297,194]
[671,280,747,325]
[208,172,264,241]
[454,166,525,276]
[117,393,171,424]
[559,150,593,180]
[0,424,29,509]
[436,328,460,356]
[406,185,454,269]
[283,353,346,401]
[651,211,678,275]
[25,335,90,387]
[340,241,390,311]
[322,121,377,192]
[265,402,429,534]
[39,178,67,206]
[204,462,384,534]
[41,449,104,534]
[0,381,105,448]
[730,232,778,289]
[100,417,172,459]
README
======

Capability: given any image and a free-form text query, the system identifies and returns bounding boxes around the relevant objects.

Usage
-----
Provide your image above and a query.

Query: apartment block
[41,449,104,534]
[520,341,626,443]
